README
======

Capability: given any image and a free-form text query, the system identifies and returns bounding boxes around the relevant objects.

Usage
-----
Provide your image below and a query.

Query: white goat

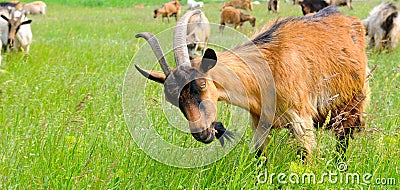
[363,2,400,51]
[14,12,33,53]
[0,9,32,64]
[186,11,210,58]
[23,1,46,15]
[187,0,204,9]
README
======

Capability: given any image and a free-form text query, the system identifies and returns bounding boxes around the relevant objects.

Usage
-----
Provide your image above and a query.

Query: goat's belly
[312,91,365,131]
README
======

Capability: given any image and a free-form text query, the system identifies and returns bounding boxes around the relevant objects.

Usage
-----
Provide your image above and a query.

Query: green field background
[0,0,399,189]
[42,0,229,7]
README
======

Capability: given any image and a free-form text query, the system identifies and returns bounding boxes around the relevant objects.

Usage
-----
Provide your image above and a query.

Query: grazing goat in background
[223,0,253,11]
[23,1,47,15]
[187,0,204,9]
[363,2,400,51]
[268,0,279,14]
[153,0,181,22]
[239,11,256,26]
[186,10,210,58]
[135,7,369,162]
[134,4,144,8]
[0,9,32,64]
[326,0,352,10]
[219,6,256,33]
[13,11,32,53]
[299,0,329,15]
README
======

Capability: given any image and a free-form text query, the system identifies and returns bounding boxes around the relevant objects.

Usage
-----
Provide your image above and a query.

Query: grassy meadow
[0,0,399,189]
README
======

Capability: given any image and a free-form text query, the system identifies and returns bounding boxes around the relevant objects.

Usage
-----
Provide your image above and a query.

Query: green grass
[43,0,229,7]
[1,1,399,189]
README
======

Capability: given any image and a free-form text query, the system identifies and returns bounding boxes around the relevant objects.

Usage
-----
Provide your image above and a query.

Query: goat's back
[224,0,252,10]
[220,7,241,25]
[164,1,181,11]
[247,7,367,124]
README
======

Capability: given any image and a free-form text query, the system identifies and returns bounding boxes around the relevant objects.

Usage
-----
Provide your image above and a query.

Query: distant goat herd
[151,0,400,52]
[0,1,46,64]
[136,0,400,161]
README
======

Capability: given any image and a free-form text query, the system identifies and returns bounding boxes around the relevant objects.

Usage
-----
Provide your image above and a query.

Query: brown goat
[136,7,369,162]
[153,0,181,23]
[219,7,256,33]
[135,4,144,8]
[326,0,352,10]
[268,0,279,14]
[223,0,253,11]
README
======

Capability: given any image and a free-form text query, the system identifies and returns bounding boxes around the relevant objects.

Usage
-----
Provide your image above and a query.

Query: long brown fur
[198,6,369,160]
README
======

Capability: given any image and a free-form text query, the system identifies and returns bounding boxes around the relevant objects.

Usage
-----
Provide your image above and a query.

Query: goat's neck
[208,51,263,115]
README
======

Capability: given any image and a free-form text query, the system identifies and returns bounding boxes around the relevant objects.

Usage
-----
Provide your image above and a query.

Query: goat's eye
[199,81,206,90]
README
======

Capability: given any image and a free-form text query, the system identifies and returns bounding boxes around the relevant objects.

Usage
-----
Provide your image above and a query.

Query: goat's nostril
[191,129,214,144]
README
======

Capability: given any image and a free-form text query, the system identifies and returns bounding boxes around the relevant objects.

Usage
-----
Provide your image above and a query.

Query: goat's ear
[135,65,166,84]
[1,15,8,21]
[21,20,32,25]
[200,48,217,73]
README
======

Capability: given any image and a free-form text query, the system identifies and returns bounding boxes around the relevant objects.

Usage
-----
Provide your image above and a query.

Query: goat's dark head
[300,2,311,15]
[249,16,256,27]
[240,13,256,27]
[1,13,31,48]
[136,10,228,144]
[299,0,329,16]
[153,9,158,18]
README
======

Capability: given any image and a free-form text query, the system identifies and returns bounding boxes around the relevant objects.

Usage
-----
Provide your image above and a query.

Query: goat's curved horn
[173,9,201,66]
[135,32,171,76]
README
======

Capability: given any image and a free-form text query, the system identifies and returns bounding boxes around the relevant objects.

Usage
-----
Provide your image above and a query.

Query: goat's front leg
[289,111,316,163]
[219,23,225,33]
[251,113,271,159]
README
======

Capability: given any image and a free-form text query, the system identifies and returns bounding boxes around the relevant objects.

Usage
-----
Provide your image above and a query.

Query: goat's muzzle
[191,126,215,144]
[190,122,235,146]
